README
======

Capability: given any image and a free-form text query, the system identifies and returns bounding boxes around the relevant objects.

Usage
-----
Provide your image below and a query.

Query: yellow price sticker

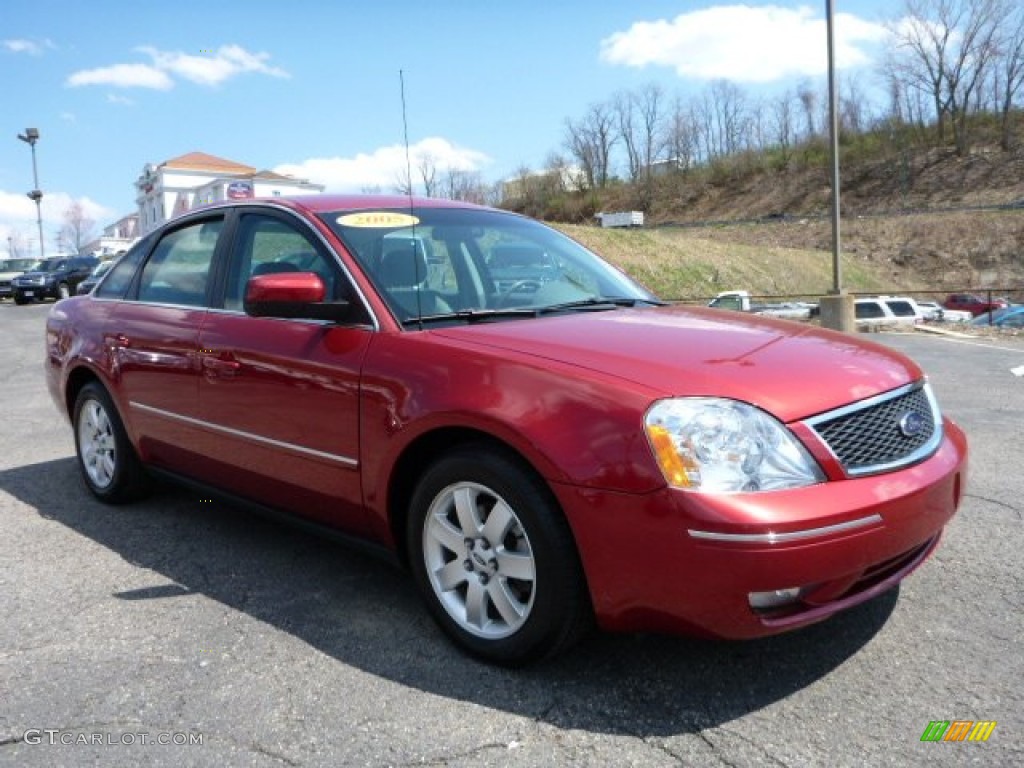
[336,212,420,228]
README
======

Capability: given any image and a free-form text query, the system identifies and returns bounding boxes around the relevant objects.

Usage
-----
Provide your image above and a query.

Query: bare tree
[613,90,641,182]
[995,3,1024,149]
[613,83,667,183]
[666,95,698,171]
[564,101,618,188]
[442,168,488,204]
[772,90,797,163]
[704,80,748,158]
[392,166,413,196]
[60,202,96,254]
[885,0,1005,154]
[6,230,29,258]
[417,152,438,197]
[797,80,819,138]
[839,75,870,135]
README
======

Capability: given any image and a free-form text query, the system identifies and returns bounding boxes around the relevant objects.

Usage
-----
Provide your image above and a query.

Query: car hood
[14,271,48,278]
[432,306,922,423]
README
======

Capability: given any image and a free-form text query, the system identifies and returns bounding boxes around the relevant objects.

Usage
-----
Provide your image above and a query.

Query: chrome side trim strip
[688,514,883,544]
[130,401,358,467]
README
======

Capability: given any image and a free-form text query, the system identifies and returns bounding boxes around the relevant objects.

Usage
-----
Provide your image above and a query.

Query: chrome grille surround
[803,381,943,478]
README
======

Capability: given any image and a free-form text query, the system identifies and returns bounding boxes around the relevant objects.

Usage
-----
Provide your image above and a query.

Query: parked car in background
[11,255,99,304]
[879,296,925,325]
[916,301,972,323]
[76,259,117,295]
[943,293,1009,317]
[0,257,37,300]
[44,195,967,665]
[707,290,815,320]
[854,297,919,329]
[971,305,1024,328]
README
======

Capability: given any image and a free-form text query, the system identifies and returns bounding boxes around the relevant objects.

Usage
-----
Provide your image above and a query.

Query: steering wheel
[494,279,542,307]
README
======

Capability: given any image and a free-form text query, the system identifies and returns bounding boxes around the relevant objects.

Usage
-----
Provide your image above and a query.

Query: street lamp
[17,127,45,260]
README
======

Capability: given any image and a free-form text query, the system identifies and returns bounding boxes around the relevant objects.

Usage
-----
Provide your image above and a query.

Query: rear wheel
[407,445,591,665]
[73,382,150,503]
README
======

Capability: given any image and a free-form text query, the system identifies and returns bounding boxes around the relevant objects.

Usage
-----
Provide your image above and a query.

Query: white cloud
[136,44,289,86]
[600,4,887,83]
[67,63,174,90]
[3,38,53,56]
[106,93,135,105]
[66,44,288,91]
[1,190,116,254]
[274,137,491,193]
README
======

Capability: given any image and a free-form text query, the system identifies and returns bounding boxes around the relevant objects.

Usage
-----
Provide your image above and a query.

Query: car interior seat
[379,243,452,319]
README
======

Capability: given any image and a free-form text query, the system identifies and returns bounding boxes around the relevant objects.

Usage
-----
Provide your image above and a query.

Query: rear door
[103,214,224,472]
[195,208,375,534]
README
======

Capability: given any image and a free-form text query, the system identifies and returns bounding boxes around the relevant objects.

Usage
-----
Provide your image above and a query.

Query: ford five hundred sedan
[45,195,967,665]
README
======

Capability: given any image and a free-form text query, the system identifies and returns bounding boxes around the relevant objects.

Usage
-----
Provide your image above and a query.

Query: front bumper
[12,283,53,301]
[556,419,967,639]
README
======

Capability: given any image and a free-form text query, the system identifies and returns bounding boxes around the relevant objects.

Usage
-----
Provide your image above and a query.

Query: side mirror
[243,272,350,322]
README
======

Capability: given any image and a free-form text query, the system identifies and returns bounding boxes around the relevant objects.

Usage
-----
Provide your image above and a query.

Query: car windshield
[319,206,655,324]
[1,258,36,271]
[29,258,65,272]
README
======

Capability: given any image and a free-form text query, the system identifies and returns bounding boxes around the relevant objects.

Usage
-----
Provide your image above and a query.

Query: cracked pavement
[1,302,1021,766]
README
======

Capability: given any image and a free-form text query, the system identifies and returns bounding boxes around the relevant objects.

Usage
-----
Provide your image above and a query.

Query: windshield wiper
[400,298,666,327]
[537,297,666,313]
[401,308,540,326]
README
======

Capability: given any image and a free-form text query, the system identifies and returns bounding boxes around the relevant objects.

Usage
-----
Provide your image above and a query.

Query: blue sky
[2,0,895,254]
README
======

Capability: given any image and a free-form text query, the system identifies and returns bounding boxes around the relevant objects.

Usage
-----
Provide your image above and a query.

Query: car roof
[195,194,492,216]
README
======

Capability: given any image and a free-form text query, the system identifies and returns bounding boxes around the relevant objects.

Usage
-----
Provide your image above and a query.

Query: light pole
[17,127,45,260]
[818,0,855,331]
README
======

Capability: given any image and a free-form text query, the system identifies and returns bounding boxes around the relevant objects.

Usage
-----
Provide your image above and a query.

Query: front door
[195,210,373,534]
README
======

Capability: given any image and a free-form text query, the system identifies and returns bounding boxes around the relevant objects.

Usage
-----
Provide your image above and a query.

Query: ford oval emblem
[899,411,927,438]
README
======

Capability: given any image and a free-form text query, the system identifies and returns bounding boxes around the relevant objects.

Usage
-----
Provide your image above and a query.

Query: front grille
[805,383,942,477]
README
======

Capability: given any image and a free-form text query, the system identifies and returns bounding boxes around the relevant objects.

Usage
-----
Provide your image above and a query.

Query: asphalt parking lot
[1,300,1021,767]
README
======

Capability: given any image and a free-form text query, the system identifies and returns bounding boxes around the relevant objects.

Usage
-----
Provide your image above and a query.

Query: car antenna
[400,69,423,330]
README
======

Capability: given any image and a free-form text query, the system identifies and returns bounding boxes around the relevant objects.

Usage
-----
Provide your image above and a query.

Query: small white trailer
[597,211,644,228]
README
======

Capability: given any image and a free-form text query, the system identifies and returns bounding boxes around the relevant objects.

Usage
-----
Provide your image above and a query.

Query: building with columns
[135,151,323,236]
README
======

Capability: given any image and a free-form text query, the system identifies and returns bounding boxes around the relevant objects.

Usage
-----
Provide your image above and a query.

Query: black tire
[72,382,151,504]
[13,294,28,305]
[407,444,591,665]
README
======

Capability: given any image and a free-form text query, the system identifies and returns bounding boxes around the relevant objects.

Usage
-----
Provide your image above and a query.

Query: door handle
[201,353,241,375]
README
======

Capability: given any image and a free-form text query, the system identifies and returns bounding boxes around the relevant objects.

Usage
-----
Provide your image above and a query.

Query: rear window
[885,300,915,317]
[856,302,885,319]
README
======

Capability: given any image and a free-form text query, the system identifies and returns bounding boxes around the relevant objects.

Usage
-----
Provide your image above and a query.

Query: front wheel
[73,382,150,503]
[407,445,591,665]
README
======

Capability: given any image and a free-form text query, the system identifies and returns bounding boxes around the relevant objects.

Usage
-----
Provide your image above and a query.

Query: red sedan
[45,196,967,665]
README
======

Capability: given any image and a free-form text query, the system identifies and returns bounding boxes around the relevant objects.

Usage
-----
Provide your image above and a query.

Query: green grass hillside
[557,223,906,301]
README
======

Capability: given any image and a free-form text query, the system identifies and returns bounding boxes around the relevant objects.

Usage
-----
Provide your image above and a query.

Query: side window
[137,218,222,307]
[224,214,340,311]
[94,243,148,299]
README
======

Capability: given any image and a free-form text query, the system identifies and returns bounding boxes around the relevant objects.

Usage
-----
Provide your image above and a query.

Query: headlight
[644,398,824,492]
